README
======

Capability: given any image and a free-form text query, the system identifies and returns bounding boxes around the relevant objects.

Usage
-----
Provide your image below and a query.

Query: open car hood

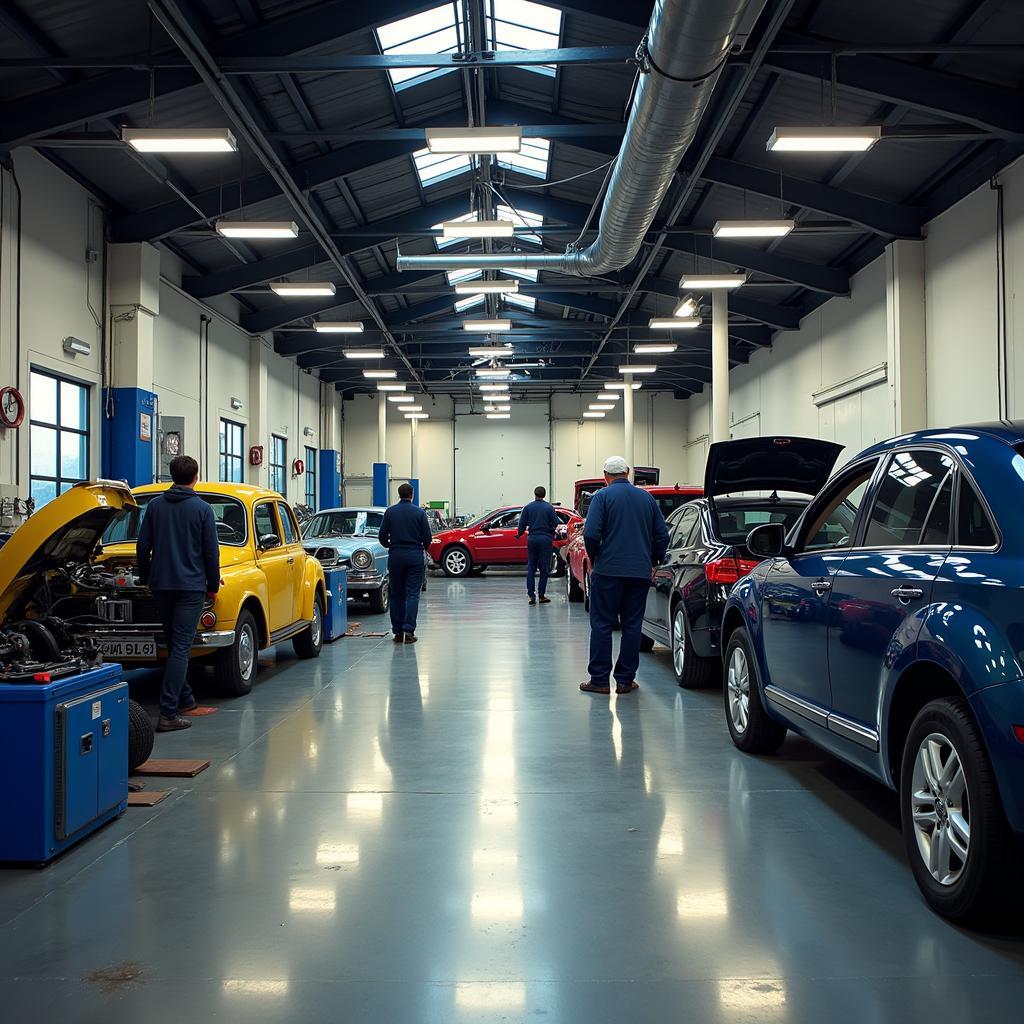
[0,481,137,621]
[703,436,843,499]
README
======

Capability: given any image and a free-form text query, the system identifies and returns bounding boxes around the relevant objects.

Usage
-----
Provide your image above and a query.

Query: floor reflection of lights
[347,792,384,819]
[473,847,519,868]
[718,978,787,1013]
[477,795,518,823]
[316,842,360,866]
[454,982,526,1011]
[470,888,524,921]
[288,886,337,913]
[676,888,728,919]
[222,978,290,997]
[657,809,685,858]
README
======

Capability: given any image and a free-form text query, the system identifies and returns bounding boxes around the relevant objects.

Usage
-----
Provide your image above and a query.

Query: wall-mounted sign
[140,412,152,442]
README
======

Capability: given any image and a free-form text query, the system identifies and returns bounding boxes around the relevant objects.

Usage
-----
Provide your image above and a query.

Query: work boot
[404,632,417,644]
[393,632,404,643]
[538,595,551,604]
[528,596,536,605]
[156,715,192,732]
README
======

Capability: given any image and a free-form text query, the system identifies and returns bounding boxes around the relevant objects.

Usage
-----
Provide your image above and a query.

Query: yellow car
[16,481,326,696]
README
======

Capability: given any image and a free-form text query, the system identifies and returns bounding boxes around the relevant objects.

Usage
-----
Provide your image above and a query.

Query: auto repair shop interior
[0,0,1023,1020]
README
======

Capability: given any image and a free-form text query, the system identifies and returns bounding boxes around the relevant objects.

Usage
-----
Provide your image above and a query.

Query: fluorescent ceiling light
[597,392,620,401]
[679,274,746,290]
[456,280,519,295]
[343,348,384,359]
[363,369,397,379]
[388,394,414,403]
[405,412,429,419]
[442,219,515,239]
[649,317,702,330]
[468,345,514,357]
[582,411,605,419]
[606,381,642,390]
[271,282,336,297]
[464,319,512,332]
[215,220,298,239]
[402,405,423,412]
[589,403,615,411]
[675,296,698,318]
[476,368,511,378]
[376,383,406,392]
[767,125,881,152]
[484,405,511,413]
[478,383,509,392]
[426,126,522,154]
[618,365,657,374]
[486,413,511,420]
[635,343,677,354]
[314,321,363,333]
[122,127,236,152]
[713,219,795,238]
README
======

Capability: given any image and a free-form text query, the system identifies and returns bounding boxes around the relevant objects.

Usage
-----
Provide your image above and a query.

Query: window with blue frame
[29,369,89,509]
[304,445,317,509]
[270,435,287,496]
[219,418,245,483]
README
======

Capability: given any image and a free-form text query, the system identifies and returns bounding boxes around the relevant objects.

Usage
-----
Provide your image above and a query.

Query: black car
[641,436,843,688]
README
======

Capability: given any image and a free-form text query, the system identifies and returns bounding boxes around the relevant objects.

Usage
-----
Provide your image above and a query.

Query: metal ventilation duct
[397,0,765,277]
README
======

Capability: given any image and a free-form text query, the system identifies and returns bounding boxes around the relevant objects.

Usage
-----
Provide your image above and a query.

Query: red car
[573,467,661,517]
[564,484,703,606]
[429,505,582,577]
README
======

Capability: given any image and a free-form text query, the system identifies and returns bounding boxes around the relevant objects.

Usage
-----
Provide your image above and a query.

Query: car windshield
[304,510,383,538]
[102,493,249,547]
[462,509,496,528]
[714,502,806,545]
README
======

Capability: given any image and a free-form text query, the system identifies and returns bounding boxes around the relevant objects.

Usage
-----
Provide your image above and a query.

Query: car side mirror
[481,524,491,533]
[746,523,787,558]
[259,533,282,550]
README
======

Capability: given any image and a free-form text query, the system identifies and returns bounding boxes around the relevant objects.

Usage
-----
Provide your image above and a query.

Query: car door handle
[287,556,294,564]
[891,585,923,602]
[811,579,832,594]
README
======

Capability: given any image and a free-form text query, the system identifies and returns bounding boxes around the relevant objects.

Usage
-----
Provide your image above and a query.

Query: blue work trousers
[152,589,205,718]
[587,574,650,688]
[526,535,554,598]
[388,549,426,635]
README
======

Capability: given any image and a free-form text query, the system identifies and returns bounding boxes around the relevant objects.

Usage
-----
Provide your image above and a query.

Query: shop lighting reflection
[316,842,360,865]
[347,792,384,819]
[676,888,728,918]
[717,978,787,1013]
[471,888,524,920]
[473,847,519,868]
[288,886,337,913]
[222,978,290,996]
[454,982,526,1010]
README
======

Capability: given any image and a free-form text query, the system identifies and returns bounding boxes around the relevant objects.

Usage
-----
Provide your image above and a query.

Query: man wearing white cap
[579,456,669,695]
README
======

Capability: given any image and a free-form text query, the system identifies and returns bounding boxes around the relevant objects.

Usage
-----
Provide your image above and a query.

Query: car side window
[254,501,282,545]
[669,507,699,551]
[277,502,299,545]
[800,460,879,552]
[491,509,520,529]
[863,450,955,548]
[957,477,997,547]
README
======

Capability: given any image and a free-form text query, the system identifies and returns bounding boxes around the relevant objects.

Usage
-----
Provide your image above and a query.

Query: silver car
[302,507,390,614]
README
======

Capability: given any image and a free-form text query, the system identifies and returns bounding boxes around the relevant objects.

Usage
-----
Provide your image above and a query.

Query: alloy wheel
[445,549,468,575]
[311,603,322,647]
[672,608,686,678]
[911,732,971,886]
[726,645,749,734]
[238,623,255,680]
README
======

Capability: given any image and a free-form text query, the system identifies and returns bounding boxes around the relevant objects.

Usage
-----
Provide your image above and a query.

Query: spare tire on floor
[128,699,155,773]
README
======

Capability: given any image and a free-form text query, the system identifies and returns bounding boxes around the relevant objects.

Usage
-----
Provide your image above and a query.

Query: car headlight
[351,548,374,570]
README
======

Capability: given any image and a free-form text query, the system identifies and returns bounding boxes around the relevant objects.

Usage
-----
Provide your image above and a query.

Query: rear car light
[705,557,761,585]
[1013,725,1024,744]
[199,611,217,629]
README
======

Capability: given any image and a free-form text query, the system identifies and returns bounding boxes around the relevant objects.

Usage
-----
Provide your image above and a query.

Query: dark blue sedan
[721,423,1024,922]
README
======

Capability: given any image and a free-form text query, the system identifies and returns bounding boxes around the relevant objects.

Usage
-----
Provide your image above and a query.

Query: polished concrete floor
[1,574,1023,1022]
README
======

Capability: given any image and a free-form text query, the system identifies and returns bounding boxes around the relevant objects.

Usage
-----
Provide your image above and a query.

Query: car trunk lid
[703,436,843,499]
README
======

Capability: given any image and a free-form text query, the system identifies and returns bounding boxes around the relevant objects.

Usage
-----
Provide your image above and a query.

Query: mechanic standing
[137,455,220,732]
[379,483,433,644]
[580,456,669,696]
[517,485,559,605]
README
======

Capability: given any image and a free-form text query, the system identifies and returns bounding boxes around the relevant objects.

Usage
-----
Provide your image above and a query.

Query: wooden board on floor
[133,758,210,778]
[127,790,170,807]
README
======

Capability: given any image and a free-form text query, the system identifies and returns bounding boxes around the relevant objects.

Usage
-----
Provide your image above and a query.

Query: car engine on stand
[0,615,102,683]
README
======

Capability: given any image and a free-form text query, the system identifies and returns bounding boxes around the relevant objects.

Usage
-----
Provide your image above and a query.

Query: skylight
[504,292,535,312]
[497,203,543,245]
[414,149,473,188]
[455,294,485,313]
[376,3,465,90]
[502,266,539,282]
[433,211,478,248]
[486,0,562,76]
[448,269,482,285]
[497,137,550,179]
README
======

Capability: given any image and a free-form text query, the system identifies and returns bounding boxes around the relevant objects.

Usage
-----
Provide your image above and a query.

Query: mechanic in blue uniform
[379,482,433,644]
[580,456,669,695]
[517,485,560,605]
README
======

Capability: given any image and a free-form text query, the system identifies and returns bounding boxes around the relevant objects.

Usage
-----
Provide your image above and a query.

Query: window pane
[278,503,298,544]
[254,502,281,542]
[30,477,57,508]
[60,380,87,430]
[957,479,997,547]
[30,424,57,477]
[377,5,454,48]
[30,371,58,425]
[803,464,877,551]
[920,472,954,545]
[864,451,954,548]
[60,430,87,480]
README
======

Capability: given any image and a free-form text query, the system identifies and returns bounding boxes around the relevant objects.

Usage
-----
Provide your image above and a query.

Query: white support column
[248,338,269,488]
[623,372,635,480]
[378,393,387,465]
[410,416,419,478]
[712,290,730,443]
[885,239,927,433]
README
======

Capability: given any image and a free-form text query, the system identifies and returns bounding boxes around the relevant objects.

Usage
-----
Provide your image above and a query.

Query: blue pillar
[372,462,389,507]
[409,478,420,505]
[319,449,342,509]
[102,388,156,486]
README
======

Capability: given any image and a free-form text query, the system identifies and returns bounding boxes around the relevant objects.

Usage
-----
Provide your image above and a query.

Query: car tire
[369,580,390,614]
[213,608,259,697]
[442,546,473,577]
[724,627,786,754]
[671,603,717,689]
[550,551,566,578]
[900,697,1014,923]
[639,632,655,653]
[128,699,155,773]
[293,594,324,659]
[566,566,584,603]
[470,565,487,575]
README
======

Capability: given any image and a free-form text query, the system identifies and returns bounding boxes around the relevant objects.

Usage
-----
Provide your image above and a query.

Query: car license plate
[96,637,157,659]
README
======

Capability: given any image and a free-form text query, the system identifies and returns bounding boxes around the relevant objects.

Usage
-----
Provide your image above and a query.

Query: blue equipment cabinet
[0,663,129,864]
[323,567,348,641]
